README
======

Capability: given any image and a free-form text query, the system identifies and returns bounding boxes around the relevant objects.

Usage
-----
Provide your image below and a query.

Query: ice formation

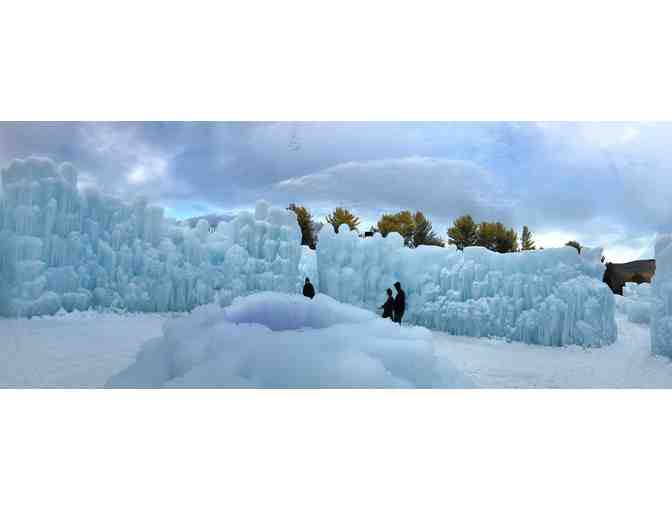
[316,227,616,347]
[615,282,653,324]
[0,157,301,317]
[651,235,672,357]
[297,245,319,290]
[106,292,471,388]
[1,157,618,349]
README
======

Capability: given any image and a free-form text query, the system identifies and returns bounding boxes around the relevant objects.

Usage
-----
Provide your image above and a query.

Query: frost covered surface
[317,227,616,347]
[617,282,653,324]
[434,313,672,388]
[0,311,164,388]
[4,306,672,389]
[651,235,672,357]
[0,157,301,317]
[106,292,470,388]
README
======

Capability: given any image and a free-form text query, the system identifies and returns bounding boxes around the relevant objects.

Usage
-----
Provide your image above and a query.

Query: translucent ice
[1,156,617,349]
[619,282,653,324]
[297,245,319,291]
[651,235,672,357]
[316,227,616,347]
[0,157,301,317]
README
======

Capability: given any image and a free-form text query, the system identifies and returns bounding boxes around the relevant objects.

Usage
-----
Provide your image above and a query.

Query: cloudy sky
[1,121,670,262]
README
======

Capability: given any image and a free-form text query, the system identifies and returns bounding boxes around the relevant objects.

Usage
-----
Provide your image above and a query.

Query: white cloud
[4,122,672,263]
[274,156,515,225]
[126,156,168,184]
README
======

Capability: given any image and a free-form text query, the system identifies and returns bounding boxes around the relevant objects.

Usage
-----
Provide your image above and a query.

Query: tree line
[287,204,583,255]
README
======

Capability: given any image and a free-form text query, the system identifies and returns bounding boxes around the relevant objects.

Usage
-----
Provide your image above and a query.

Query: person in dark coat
[302,278,315,299]
[393,281,405,324]
[379,288,394,319]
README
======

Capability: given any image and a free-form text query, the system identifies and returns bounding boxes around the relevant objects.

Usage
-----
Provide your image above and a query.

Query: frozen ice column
[651,235,672,357]
[0,157,303,316]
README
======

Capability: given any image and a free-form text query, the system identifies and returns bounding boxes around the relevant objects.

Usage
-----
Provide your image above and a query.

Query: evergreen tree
[325,207,360,233]
[565,240,582,253]
[287,203,316,249]
[447,215,478,250]
[476,222,518,253]
[521,225,535,251]
[411,211,444,248]
[376,210,443,248]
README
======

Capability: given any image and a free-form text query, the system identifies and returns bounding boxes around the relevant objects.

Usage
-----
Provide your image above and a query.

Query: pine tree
[376,210,443,248]
[476,222,518,253]
[521,225,535,251]
[287,203,316,248]
[411,211,444,248]
[447,215,478,250]
[325,207,360,233]
[565,240,582,253]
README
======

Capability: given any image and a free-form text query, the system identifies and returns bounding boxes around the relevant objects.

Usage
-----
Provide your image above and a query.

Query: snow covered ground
[0,312,164,388]
[2,305,672,388]
[433,314,672,388]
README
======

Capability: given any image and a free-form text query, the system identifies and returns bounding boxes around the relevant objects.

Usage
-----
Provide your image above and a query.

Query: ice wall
[0,157,301,317]
[297,245,319,291]
[651,235,672,357]
[316,227,617,347]
[618,282,653,324]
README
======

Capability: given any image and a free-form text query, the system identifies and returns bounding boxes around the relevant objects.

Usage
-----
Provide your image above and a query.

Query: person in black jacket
[379,288,394,320]
[302,278,315,299]
[393,281,405,324]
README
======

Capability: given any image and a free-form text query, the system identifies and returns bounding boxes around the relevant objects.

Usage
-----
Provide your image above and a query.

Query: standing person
[379,288,394,320]
[302,278,315,299]
[393,281,405,324]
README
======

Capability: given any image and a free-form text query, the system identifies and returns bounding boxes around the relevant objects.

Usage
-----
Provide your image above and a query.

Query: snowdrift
[0,157,301,317]
[651,235,672,357]
[106,292,471,388]
[317,227,617,347]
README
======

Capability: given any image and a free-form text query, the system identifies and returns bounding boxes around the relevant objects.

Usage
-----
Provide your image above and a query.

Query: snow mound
[317,227,616,347]
[106,292,471,388]
[224,291,372,330]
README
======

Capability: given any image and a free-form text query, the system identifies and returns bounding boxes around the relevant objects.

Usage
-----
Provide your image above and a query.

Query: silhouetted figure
[393,281,405,324]
[379,288,394,319]
[303,278,315,299]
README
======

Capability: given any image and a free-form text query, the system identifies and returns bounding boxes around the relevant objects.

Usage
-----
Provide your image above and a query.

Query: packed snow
[3,301,671,388]
[0,311,164,388]
[106,292,471,388]
[651,234,672,358]
[0,157,301,317]
[433,313,672,388]
[317,226,616,347]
